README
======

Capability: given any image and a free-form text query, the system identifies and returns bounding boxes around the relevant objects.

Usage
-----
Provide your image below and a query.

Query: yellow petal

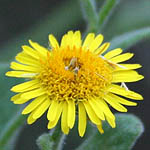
[22,45,39,59]
[67,100,75,129]
[11,93,30,104]
[115,64,142,71]
[32,98,51,119]
[89,34,104,52]
[47,102,63,129]
[106,116,116,128]
[82,33,95,49]
[78,102,87,137]
[49,34,59,48]
[27,111,37,124]
[110,53,134,63]
[61,102,69,134]
[16,52,40,67]
[108,84,143,100]
[22,95,46,114]
[13,97,31,104]
[47,100,59,121]
[95,42,110,55]
[108,84,127,95]
[6,71,37,78]
[67,30,73,36]
[112,74,144,82]
[113,69,141,77]
[112,70,144,83]
[108,93,137,106]
[104,48,123,59]
[29,40,47,57]
[60,35,67,47]
[125,91,143,100]
[93,99,115,120]
[97,121,104,134]
[11,93,22,102]
[66,31,74,48]
[83,101,101,125]
[16,83,40,93]
[104,94,127,112]
[88,99,105,120]
[11,80,39,92]
[73,31,81,48]
[21,88,45,100]
[10,62,39,72]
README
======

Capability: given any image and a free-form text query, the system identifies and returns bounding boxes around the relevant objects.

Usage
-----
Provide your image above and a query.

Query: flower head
[6,31,144,137]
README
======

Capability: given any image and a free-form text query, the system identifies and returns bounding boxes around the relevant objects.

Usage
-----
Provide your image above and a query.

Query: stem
[0,113,25,148]
[98,0,120,31]
[56,134,66,150]
[51,127,66,150]
[37,125,66,150]
[80,0,98,33]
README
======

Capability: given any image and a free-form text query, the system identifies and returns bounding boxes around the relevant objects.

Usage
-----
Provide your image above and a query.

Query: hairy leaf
[76,114,144,150]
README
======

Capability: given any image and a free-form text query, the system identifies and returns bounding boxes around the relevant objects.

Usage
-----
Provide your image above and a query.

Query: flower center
[38,47,113,102]
[64,57,80,74]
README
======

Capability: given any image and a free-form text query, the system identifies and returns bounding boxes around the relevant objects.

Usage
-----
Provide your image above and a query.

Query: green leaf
[0,113,25,149]
[102,0,150,40]
[37,125,66,150]
[76,113,144,150]
[0,63,21,131]
[109,27,150,50]
[98,0,121,31]
[0,63,25,148]
[36,133,54,150]
[80,0,98,32]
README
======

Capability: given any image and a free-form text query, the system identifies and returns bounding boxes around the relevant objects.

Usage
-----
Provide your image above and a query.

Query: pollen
[38,46,113,102]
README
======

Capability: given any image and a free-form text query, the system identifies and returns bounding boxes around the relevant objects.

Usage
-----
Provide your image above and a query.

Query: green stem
[50,126,66,150]
[55,134,66,150]
[0,113,25,148]
[37,125,66,150]
[80,0,98,33]
[98,0,120,31]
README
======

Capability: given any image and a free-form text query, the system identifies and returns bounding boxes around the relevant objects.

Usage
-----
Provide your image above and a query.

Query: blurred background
[0,0,150,149]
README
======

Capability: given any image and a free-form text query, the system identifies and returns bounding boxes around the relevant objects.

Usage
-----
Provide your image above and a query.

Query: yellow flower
[6,31,144,137]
